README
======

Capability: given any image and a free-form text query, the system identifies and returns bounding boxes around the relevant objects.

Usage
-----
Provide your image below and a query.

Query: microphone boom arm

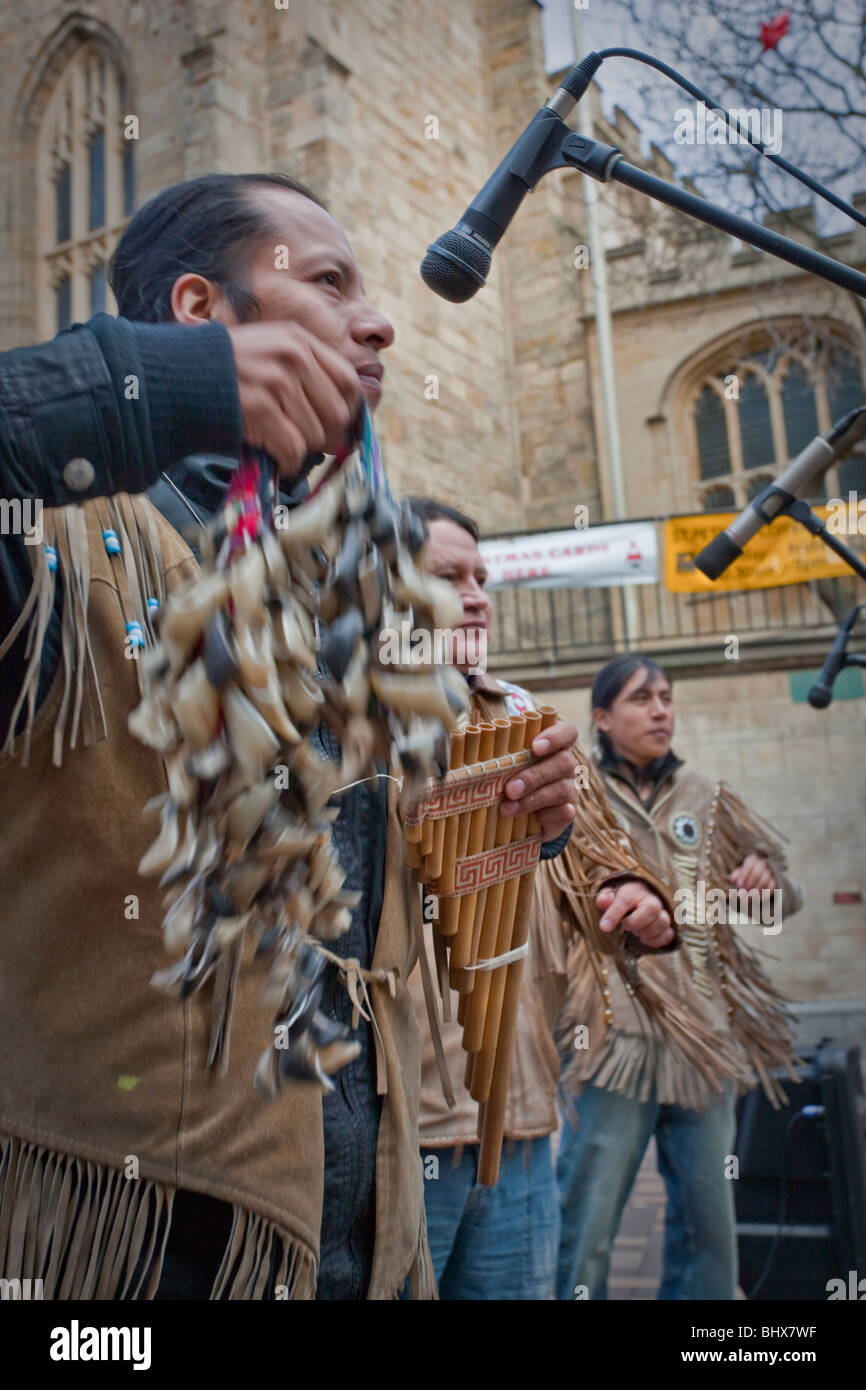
[552,129,866,300]
[772,496,866,583]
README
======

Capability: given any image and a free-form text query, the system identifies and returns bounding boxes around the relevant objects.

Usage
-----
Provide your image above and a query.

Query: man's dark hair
[404,497,479,542]
[108,172,324,324]
[591,655,671,711]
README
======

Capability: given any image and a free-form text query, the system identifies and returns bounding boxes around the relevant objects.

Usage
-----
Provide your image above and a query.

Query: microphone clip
[559,133,623,184]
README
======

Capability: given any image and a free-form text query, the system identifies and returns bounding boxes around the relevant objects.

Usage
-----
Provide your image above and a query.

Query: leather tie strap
[313,944,398,1097]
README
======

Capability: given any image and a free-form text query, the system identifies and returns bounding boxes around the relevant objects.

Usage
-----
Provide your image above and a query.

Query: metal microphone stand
[505,102,866,691]
[530,113,866,580]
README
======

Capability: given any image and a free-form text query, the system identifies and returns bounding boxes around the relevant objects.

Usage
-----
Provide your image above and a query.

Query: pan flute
[402,705,556,1184]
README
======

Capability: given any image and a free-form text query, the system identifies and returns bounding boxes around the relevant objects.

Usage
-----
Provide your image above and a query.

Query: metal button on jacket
[63,457,95,491]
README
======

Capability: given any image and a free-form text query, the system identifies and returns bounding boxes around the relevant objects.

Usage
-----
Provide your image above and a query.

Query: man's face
[194,187,394,412]
[423,518,492,673]
[593,667,675,767]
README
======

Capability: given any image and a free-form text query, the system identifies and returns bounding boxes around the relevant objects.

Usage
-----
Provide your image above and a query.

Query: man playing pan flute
[0,173,580,1300]
[405,498,680,1300]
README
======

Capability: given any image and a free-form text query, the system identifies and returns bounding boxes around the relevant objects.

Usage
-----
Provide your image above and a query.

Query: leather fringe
[543,780,674,1037]
[0,1133,173,1299]
[0,1132,317,1300]
[393,1209,437,1301]
[210,1204,317,1300]
[0,497,165,767]
[563,1026,752,1109]
[0,534,57,765]
[701,783,800,1108]
[557,931,750,1106]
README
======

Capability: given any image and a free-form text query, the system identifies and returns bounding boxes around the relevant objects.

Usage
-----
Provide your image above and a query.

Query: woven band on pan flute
[404,756,544,896]
[402,706,558,1184]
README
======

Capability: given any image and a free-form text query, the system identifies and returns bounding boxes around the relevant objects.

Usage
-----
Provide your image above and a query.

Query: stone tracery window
[37,43,134,338]
[690,331,866,510]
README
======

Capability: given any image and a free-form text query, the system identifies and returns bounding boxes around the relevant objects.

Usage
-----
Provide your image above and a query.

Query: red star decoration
[760,11,791,50]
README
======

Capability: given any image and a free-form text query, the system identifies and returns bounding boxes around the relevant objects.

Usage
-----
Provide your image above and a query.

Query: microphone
[695,406,866,581]
[808,606,861,708]
[420,54,603,303]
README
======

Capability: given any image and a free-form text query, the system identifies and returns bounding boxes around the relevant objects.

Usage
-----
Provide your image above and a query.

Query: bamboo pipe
[476,865,537,1183]
[467,708,542,1099]
[420,728,464,920]
[437,725,481,936]
[477,706,558,1183]
[460,715,526,1055]
[420,814,435,859]
[453,718,512,1007]
[447,722,497,989]
[424,728,466,883]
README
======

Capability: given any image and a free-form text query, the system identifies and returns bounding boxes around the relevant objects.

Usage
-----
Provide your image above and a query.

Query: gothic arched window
[690,330,865,509]
[37,43,134,338]
[825,347,866,495]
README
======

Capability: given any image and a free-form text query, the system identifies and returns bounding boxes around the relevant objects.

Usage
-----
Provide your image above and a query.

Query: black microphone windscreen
[807,684,833,709]
[694,530,743,582]
[420,230,491,303]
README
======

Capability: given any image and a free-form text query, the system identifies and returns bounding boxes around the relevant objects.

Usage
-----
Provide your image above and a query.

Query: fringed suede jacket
[552,737,803,1110]
[0,314,433,1300]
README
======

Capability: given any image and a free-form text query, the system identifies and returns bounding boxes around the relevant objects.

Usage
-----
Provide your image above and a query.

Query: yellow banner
[665,508,866,593]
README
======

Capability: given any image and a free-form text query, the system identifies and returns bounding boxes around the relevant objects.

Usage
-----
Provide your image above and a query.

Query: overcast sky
[539,1,650,134]
[536,0,866,234]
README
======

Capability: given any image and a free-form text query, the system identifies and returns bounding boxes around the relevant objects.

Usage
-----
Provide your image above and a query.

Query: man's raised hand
[595,880,674,949]
[227,322,363,474]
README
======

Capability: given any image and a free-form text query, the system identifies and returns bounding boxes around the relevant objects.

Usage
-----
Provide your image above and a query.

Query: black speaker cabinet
[734,1042,866,1300]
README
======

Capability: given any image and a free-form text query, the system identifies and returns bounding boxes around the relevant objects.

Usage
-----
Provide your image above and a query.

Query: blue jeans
[421,1135,559,1299]
[556,1083,738,1301]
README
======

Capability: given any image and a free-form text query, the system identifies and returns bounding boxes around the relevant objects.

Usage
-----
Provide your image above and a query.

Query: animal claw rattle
[130,407,468,1094]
